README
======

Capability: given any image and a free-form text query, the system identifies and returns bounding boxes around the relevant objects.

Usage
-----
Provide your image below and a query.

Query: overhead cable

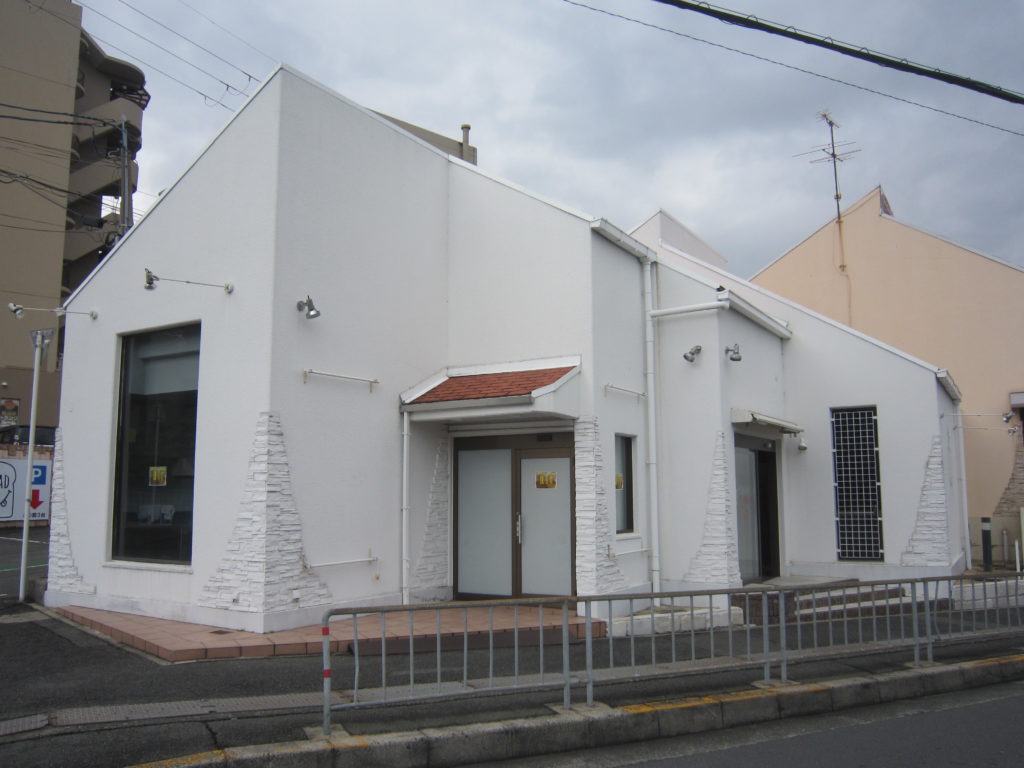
[561,1,1024,138]
[651,0,1024,106]
[29,0,237,109]
[79,2,249,95]
[113,0,260,87]
[174,0,277,64]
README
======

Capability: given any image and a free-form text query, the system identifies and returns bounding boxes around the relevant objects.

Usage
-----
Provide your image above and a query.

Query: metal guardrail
[320,575,1024,735]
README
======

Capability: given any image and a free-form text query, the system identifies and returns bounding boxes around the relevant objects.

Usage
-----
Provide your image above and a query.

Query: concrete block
[336,732,429,768]
[774,684,833,718]
[651,699,723,737]
[422,720,512,766]
[825,675,881,711]
[503,711,591,758]
[875,669,925,702]
[915,664,966,696]
[584,707,661,748]
[221,739,332,768]
[717,689,779,728]
[959,657,1017,688]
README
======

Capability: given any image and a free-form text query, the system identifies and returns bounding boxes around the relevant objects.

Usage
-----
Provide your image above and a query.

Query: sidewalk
[4,601,1024,768]
[129,644,1024,767]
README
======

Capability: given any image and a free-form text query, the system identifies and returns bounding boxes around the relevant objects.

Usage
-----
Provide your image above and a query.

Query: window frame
[614,434,635,535]
[830,406,884,561]
[111,323,201,565]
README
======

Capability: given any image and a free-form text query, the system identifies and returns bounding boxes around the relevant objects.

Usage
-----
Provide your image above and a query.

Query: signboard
[0,399,18,427]
[0,459,52,522]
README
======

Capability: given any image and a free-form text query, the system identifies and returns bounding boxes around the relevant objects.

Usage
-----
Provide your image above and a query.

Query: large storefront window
[112,324,200,563]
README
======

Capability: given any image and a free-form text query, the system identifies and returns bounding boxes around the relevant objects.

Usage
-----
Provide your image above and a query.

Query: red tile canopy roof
[410,366,575,405]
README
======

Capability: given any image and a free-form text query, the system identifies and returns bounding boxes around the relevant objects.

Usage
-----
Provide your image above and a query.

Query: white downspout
[401,411,411,604]
[643,258,662,594]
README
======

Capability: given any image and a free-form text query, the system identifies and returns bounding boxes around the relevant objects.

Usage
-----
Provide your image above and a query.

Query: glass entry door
[734,434,780,583]
[455,436,574,598]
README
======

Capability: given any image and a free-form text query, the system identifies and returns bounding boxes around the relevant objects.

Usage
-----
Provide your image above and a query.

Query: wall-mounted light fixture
[8,302,97,320]
[1003,412,1015,423]
[144,268,233,293]
[683,345,702,363]
[725,343,742,362]
[296,296,321,319]
[798,438,808,451]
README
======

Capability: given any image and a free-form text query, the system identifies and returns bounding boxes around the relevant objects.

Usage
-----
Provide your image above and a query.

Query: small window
[830,406,883,561]
[112,324,200,564]
[614,435,634,534]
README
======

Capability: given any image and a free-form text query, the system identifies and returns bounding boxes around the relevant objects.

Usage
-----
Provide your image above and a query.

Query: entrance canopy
[730,407,803,435]
[401,357,581,423]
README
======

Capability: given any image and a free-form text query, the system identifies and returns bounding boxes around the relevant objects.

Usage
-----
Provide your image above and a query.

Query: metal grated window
[830,407,883,560]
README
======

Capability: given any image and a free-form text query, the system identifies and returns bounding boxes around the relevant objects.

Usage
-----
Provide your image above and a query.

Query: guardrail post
[911,581,920,665]
[923,580,933,663]
[562,600,572,709]
[762,590,771,683]
[779,590,788,683]
[585,600,594,706]
[322,612,333,737]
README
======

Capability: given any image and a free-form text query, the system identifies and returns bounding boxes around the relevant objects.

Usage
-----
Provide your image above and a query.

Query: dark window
[830,406,883,560]
[112,324,200,563]
[615,435,634,534]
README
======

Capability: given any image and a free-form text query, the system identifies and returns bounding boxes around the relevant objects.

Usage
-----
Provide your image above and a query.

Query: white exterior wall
[648,266,728,589]
[589,236,646,592]
[51,73,284,624]
[263,72,451,614]
[446,166,593,379]
[778,312,960,578]
[648,242,967,581]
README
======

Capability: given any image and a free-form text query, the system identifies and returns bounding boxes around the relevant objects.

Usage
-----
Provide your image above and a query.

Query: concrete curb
[129,652,1024,768]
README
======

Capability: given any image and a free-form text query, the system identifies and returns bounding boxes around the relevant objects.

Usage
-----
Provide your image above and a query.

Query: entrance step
[610,605,744,637]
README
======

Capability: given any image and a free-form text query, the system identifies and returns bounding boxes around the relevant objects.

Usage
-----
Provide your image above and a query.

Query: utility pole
[19,328,54,603]
[118,117,133,238]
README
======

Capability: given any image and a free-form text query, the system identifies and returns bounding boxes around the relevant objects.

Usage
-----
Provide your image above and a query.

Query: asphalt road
[0,525,47,605]
[486,679,1024,767]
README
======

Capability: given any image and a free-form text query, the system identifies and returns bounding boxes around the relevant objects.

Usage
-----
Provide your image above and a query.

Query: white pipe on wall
[642,258,662,594]
[649,300,729,319]
[401,411,410,604]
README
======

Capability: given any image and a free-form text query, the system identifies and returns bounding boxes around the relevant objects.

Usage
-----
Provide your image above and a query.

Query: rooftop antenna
[795,111,860,221]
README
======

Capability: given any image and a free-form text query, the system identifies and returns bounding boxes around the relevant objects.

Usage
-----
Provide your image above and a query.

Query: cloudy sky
[79,0,1024,278]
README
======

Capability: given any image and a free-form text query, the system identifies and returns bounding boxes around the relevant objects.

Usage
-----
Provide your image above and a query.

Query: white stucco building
[46,68,968,632]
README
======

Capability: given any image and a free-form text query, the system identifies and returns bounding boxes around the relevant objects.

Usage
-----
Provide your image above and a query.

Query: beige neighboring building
[0,0,146,428]
[753,186,1024,564]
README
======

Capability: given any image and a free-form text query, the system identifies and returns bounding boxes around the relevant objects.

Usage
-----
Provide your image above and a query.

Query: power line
[89,34,235,111]
[79,1,250,96]
[113,0,261,87]
[27,0,236,110]
[173,0,277,65]
[651,0,1024,106]
[560,1,1024,138]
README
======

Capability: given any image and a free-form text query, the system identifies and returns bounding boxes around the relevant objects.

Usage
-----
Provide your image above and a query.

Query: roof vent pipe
[460,124,471,160]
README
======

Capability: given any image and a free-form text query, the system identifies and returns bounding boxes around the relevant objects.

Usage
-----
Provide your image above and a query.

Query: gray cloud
[82,0,1024,278]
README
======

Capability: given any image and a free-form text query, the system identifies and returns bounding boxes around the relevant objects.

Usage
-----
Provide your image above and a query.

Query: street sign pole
[19,328,53,603]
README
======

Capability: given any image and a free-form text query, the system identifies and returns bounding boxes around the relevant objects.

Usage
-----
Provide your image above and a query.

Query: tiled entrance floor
[57,605,603,663]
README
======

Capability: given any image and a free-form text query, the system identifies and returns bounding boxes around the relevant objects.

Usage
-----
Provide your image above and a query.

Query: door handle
[516,514,522,544]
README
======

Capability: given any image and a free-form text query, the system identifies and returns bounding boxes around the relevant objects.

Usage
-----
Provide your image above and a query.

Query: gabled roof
[639,212,962,401]
[752,186,1024,280]
[401,357,582,422]
[409,366,576,405]
[66,65,600,309]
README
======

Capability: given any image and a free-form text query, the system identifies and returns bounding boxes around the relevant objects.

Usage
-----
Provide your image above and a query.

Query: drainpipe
[642,258,662,594]
[401,411,410,604]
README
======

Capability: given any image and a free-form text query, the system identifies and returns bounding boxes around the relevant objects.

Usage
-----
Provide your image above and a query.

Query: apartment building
[0,0,146,429]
